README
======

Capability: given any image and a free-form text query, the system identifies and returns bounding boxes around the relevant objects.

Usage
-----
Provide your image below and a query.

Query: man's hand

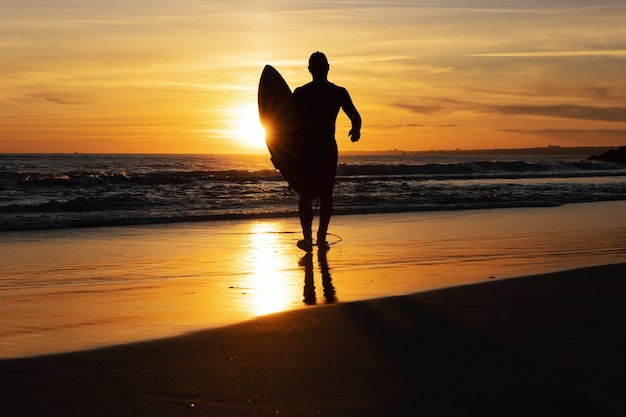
[349,129,361,142]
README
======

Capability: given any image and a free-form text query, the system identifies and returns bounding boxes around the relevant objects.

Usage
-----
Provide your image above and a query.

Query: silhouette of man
[293,52,361,252]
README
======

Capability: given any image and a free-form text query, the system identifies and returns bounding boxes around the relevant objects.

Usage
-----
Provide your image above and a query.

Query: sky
[1,0,625,154]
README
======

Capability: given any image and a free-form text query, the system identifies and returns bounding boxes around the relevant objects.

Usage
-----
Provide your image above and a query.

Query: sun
[235,104,266,149]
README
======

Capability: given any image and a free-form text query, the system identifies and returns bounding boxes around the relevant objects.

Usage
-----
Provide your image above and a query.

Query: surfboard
[258,65,302,193]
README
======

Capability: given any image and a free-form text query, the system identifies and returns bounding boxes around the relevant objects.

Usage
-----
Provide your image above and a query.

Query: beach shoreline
[1,262,625,416]
[1,200,626,359]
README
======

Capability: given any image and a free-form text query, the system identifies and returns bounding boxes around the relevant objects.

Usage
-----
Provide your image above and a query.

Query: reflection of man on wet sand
[301,251,336,305]
[294,52,361,253]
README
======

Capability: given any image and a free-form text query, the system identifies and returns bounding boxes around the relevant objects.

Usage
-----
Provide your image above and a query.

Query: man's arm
[341,89,361,142]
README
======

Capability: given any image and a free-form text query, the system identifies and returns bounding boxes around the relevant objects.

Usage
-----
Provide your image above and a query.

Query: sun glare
[244,222,291,316]
[236,105,266,149]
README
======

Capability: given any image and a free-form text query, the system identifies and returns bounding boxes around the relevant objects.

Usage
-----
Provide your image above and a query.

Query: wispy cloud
[396,98,626,123]
[27,92,92,105]
[394,98,468,115]
[469,50,626,57]
[367,123,425,130]
[487,104,626,123]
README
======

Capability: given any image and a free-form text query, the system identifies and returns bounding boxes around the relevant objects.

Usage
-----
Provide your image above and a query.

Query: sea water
[2,152,625,232]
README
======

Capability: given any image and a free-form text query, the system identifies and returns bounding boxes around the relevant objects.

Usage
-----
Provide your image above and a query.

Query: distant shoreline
[1,145,622,157]
[343,145,621,156]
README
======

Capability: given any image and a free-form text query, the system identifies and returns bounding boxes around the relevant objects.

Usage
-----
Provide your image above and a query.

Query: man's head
[308,52,329,79]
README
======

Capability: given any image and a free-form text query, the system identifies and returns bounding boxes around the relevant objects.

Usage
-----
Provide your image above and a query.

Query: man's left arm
[341,88,361,142]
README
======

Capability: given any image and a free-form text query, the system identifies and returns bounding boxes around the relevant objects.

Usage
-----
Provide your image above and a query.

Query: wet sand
[2,201,625,358]
[1,262,625,416]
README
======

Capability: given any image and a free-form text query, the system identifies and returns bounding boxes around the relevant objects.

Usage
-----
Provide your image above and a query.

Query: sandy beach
[1,262,625,416]
[1,201,626,415]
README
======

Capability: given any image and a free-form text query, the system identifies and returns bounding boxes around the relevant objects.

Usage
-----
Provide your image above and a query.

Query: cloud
[394,98,466,115]
[395,103,443,115]
[27,93,91,105]
[487,104,626,123]
[367,123,425,129]
[396,98,626,123]
[468,50,626,57]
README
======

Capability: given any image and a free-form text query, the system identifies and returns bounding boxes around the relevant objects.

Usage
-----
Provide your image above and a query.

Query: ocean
[1,151,626,232]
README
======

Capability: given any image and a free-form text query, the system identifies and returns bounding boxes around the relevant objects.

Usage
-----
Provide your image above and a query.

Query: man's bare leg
[298,194,313,252]
[317,194,332,250]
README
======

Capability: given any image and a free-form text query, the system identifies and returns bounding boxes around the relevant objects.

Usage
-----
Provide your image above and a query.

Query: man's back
[294,80,349,145]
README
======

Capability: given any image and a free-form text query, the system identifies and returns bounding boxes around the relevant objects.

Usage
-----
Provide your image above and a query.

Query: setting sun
[235,105,266,149]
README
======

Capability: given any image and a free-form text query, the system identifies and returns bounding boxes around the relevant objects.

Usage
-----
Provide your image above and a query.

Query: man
[293,52,361,252]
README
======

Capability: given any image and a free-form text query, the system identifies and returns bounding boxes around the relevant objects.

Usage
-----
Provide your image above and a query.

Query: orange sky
[1,0,625,154]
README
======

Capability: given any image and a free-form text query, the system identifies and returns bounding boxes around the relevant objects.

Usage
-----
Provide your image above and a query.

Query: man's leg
[317,193,332,248]
[298,193,313,252]
[299,194,313,241]
[316,163,336,249]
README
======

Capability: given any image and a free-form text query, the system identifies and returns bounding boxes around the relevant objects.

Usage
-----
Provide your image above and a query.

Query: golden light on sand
[235,105,266,149]
[245,222,291,316]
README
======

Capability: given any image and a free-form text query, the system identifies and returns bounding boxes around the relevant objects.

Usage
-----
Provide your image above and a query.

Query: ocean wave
[11,168,283,186]
[2,154,626,232]
[337,160,624,178]
[5,160,624,188]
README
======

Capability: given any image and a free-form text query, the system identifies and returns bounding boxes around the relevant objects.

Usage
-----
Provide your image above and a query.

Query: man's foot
[297,239,313,253]
[317,233,330,251]
[317,239,330,251]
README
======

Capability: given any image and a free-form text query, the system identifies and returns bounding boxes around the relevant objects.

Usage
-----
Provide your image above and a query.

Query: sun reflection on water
[244,222,293,316]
